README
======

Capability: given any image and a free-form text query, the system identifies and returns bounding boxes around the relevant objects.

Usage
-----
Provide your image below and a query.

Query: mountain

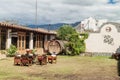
[28,21,80,30]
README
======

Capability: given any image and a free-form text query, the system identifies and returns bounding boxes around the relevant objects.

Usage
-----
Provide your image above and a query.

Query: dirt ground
[0,56,120,80]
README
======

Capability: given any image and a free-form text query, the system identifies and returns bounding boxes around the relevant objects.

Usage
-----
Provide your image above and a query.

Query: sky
[0,0,120,25]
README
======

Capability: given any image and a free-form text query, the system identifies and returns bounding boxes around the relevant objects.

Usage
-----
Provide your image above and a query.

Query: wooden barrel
[44,40,65,54]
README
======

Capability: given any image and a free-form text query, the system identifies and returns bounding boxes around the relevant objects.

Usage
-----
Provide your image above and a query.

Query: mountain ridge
[28,21,80,30]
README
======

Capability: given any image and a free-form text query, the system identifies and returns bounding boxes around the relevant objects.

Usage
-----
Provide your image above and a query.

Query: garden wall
[85,23,120,54]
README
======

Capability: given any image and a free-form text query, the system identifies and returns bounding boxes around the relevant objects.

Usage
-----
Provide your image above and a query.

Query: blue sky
[0,0,120,25]
[108,0,119,4]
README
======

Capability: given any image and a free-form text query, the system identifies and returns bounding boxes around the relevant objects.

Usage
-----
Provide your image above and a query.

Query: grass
[0,56,119,80]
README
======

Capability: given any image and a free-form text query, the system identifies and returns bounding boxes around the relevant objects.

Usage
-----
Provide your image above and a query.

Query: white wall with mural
[85,23,120,53]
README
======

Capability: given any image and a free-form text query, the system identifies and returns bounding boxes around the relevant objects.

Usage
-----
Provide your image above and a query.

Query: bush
[65,39,85,56]
[64,33,87,56]
[7,44,17,57]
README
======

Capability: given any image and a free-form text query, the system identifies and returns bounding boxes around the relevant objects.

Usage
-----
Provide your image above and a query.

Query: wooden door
[17,32,26,51]
[35,34,43,48]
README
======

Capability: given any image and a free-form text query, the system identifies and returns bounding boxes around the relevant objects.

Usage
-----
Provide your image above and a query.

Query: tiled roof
[0,22,56,35]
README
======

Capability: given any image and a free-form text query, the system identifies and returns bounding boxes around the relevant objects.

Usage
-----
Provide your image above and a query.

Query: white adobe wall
[6,29,12,49]
[85,24,120,53]
[97,19,108,28]
[29,33,33,49]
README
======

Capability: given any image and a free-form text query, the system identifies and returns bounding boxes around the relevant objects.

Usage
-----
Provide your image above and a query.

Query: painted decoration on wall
[103,35,114,45]
[106,27,111,32]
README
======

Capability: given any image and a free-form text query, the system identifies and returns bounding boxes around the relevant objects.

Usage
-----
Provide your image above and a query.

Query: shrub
[7,44,17,57]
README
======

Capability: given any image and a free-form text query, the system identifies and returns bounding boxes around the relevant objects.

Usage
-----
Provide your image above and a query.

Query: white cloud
[0,0,120,24]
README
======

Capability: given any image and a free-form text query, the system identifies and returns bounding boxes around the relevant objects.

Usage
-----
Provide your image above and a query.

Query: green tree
[57,25,88,56]
[57,25,77,40]
[65,33,86,55]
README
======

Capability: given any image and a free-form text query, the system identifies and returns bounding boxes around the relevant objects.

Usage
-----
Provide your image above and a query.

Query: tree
[65,33,86,55]
[57,25,88,56]
[57,25,77,40]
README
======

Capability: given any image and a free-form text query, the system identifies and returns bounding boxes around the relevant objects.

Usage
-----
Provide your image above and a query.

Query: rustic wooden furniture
[20,54,32,66]
[48,55,57,64]
[14,55,22,65]
[37,55,47,65]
